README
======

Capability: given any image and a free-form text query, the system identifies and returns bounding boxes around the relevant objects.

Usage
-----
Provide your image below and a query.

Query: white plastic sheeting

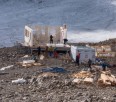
[0,65,14,71]
[12,78,26,84]
[23,60,35,64]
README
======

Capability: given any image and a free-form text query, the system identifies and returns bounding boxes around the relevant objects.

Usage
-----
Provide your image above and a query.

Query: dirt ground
[0,46,116,102]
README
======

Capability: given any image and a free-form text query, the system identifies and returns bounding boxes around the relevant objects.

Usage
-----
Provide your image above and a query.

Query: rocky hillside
[98,38,116,45]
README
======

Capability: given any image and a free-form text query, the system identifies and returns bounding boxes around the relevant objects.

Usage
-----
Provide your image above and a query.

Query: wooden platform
[31,43,71,53]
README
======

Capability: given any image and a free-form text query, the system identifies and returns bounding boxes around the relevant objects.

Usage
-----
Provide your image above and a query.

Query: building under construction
[24,25,68,47]
[23,24,70,52]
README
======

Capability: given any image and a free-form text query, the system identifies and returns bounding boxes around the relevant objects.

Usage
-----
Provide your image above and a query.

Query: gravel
[0,46,116,102]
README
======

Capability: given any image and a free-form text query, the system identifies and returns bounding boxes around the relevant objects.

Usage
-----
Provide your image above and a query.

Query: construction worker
[101,60,107,71]
[50,35,53,44]
[88,59,92,70]
[76,52,80,66]
[48,46,54,57]
[37,46,41,56]
[64,39,68,45]
[53,47,58,58]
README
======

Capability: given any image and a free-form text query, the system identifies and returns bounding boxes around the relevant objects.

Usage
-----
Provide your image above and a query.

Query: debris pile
[0,65,14,71]
[98,71,116,86]
[22,60,43,67]
[42,67,67,73]
[18,60,43,67]
[17,54,45,67]
[72,71,93,78]
[72,71,94,84]
[72,70,116,86]
[12,78,26,84]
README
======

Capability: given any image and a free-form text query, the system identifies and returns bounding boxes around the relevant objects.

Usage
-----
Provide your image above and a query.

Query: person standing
[101,60,107,71]
[53,47,58,58]
[50,35,53,44]
[88,59,92,70]
[76,52,80,66]
[37,46,41,56]
[64,39,68,45]
[48,46,54,57]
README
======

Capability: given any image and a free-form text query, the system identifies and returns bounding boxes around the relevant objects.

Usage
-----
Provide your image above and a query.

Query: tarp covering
[42,67,67,73]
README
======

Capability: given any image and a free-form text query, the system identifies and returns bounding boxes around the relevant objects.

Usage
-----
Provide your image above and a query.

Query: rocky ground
[0,46,116,102]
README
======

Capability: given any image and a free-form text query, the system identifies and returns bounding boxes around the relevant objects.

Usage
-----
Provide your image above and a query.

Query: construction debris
[22,62,43,67]
[40,55,45,60]
[12,78,26,84]
[42,67,67,73]
[0,65,14,71]
[33,63,43,66]
[22,55,29,58]
[22,59,35,67]
[22,63,32,67]
[72,78,82,84]
[98,71,116,86]
[72,71,94,84]
[93,65,102,69]
[17,57,44,67]
[83,78,94,83]
[72,70,116,86]
[72,71,93,79]
[23,60,35,64]
[38,72,58,78]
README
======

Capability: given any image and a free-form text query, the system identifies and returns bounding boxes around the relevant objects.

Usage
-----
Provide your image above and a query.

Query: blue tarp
[42,67,67,73]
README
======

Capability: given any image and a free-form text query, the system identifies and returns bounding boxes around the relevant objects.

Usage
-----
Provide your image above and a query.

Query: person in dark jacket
[76,52,80,66]
[37,46,41,56]
[64,39,68,44]
[101,61,107,71]
[48,46,54,57]
[53,47,58,58]
[50,35,53,44]
[88,59,92,70]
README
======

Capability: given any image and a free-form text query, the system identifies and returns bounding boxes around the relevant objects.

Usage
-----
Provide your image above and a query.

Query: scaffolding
[24,25,67,47]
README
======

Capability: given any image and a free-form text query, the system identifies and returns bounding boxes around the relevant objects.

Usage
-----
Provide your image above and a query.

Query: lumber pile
[84,78,94,83]
[17,60,44,68]
[72,71,93,78]
[72,71,94,84]
[72,70,116,86]
[22,62,43,67]
[98,71,116,86]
